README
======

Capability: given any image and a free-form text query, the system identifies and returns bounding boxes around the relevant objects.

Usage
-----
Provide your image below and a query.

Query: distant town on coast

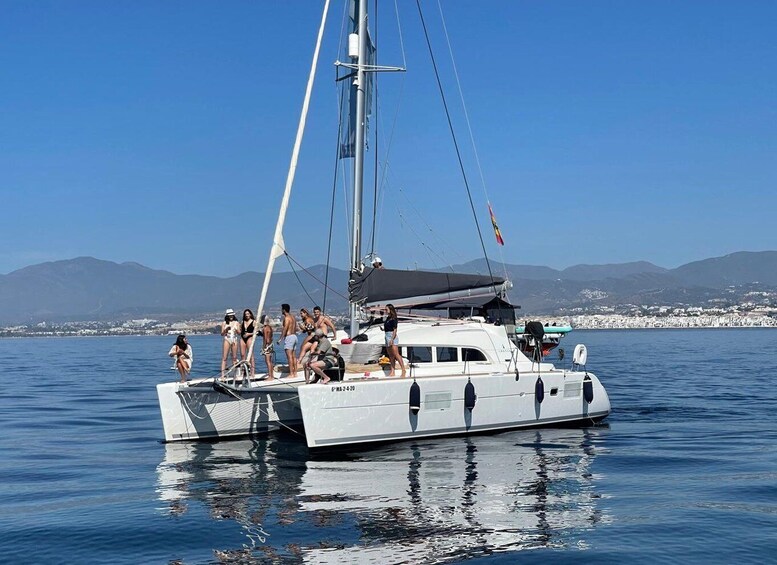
[3,310,776,339]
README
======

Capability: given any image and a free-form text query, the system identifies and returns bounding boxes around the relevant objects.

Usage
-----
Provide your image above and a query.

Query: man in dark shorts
[308,328,336,384]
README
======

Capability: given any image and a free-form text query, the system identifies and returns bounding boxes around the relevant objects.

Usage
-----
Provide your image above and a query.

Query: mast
[349,0,369,337]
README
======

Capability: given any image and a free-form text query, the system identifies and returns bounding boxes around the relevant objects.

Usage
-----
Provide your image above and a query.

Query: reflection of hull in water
[156,377,304,442]
[298,431,607,561]
[155,429,609,562]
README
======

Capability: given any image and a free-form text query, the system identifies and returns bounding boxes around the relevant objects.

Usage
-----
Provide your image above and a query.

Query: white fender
[573,343,588,366]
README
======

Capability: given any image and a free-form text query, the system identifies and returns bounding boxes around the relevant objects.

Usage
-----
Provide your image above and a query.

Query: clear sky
[1,1,775,276]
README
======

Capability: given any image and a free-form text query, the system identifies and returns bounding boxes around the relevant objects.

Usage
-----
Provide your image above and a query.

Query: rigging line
[395,204,449,268]
[284,251,349,301]
[394,0,408,70]
[436,0,510,281]
[396,185,467,269]
[370,0,379,257]
[247,0,330,364]
[336,0,350,56]
[324,73,348,311]
[414,0,497,289]
[370,0,409,246]
[284,253,317,306]
[371,65,407,250]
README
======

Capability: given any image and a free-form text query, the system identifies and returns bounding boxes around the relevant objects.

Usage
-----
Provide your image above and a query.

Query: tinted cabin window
[462,348,487,362]
[436,347,458,362]
[407,346,433,363]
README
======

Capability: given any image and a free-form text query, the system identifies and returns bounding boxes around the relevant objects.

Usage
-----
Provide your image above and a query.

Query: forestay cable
[245,0,331,366]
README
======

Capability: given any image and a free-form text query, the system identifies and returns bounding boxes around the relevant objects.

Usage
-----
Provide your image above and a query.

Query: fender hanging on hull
[409,381,421,415]
[535,376,545,404]
[464,381,476,411]
[583,374,594,404]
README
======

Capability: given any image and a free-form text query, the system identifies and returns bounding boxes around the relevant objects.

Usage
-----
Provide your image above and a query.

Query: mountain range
[1,251,777,324]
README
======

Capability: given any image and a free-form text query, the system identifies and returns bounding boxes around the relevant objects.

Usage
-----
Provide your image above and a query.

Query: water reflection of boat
[156,429,610,562]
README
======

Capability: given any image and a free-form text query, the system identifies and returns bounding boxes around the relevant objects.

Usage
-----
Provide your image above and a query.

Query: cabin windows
[462,348,487,362]
[401,345,489,364]
[406,346,433,363]
[436,347,458,362]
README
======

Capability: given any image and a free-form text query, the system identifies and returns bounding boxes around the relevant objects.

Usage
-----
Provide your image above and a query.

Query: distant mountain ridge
[1,251,776,324]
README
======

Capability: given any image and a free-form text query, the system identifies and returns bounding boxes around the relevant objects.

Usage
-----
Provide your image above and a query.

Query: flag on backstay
[488,203,504,246]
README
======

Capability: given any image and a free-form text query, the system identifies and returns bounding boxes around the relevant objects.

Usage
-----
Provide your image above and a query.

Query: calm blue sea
[1,329,776,564]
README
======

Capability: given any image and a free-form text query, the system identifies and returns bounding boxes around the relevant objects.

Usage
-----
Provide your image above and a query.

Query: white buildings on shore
[567,312,777,330]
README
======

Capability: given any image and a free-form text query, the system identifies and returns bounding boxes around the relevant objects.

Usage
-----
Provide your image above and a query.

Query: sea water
[0,329,776,564]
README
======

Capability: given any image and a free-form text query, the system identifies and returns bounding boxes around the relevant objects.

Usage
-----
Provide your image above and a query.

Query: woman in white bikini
[220,308,240,377]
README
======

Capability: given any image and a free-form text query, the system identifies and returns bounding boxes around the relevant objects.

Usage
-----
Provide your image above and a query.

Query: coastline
[2,313,775,338]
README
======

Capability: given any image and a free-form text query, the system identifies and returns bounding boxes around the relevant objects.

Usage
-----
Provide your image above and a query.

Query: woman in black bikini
[240,309,257,376]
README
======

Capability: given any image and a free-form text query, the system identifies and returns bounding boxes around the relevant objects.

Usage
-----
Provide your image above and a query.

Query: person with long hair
[260,314,274,379]
[297,308,317,366]
[168,334,193,383]
[220,308,240,377]
[383,304,405,378]
[240,308,257,376]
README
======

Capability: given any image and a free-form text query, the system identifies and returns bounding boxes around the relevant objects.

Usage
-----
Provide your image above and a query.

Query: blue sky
[1,1,775,276]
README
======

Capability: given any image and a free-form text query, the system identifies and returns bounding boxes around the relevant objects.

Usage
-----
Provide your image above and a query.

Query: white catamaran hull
[157,379,303,442]
[298,370,610,449]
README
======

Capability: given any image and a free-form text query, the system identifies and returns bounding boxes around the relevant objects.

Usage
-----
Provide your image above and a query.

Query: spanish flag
[488,203,504,246]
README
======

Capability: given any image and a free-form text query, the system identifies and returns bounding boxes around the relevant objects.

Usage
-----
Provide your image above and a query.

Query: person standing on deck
[168,334,193,383]
[312,306,337,338]
[384,304,406,378]
[220,309,240,377]
[240,309,257,376]
[279,303,298,376]
[260,315,274,380]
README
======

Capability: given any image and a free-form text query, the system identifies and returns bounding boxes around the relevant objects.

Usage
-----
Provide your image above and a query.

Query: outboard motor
[525,321,545,362]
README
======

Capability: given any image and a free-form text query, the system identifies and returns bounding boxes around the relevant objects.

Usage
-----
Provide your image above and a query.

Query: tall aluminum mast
[349,0,369,338]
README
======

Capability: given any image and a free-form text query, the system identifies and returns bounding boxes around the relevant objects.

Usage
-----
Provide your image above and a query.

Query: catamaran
[156,0,611,448]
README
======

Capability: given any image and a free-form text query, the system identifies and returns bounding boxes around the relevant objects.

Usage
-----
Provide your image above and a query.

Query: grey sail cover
[349,267,506,305]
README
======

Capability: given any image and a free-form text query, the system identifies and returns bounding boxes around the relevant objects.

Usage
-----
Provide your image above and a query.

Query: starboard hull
[297,370,610,449]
